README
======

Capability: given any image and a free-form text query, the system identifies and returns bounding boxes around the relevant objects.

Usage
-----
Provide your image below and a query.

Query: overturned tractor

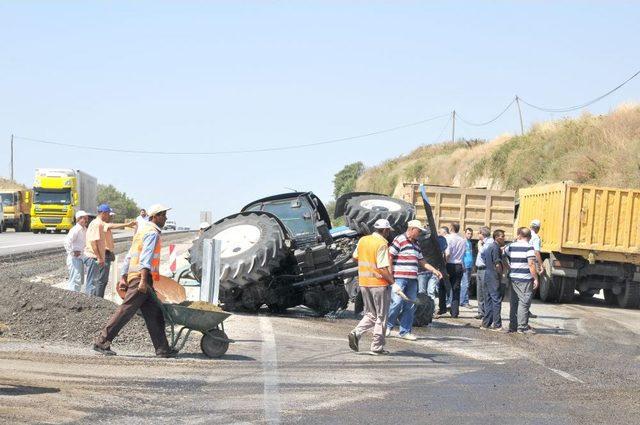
[189,191,416,314]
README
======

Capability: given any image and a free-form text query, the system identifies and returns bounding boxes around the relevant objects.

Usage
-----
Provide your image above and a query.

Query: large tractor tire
[343,194,415,236]
[616,280,640,309]
[189,213,287,309]
[413,296,435,327]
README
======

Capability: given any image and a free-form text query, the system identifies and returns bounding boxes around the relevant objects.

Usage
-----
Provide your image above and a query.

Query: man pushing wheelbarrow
[93,204,178,357]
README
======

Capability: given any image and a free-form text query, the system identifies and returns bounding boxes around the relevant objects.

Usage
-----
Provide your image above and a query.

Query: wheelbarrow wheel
[201,329,229,358]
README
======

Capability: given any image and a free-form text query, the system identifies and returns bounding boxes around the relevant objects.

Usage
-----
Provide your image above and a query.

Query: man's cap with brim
[199,222,211,230]
[97,204,113,213]
[148,204,171,217]
[531,219,541,227]
[75,210,89,220]
[407,219,426,231]
[373,218,392,229]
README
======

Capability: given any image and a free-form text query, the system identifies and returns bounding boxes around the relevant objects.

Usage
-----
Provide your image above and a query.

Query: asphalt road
[1,296,639,424]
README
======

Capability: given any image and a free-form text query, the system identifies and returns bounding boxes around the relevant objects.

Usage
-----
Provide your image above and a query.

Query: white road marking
[260,316,281,425]
[548,367,584,384]
[0,240,63,249]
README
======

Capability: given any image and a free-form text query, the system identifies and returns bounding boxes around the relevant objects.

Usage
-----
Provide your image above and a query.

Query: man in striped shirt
[386,220,442,340]
[504,227,539,334]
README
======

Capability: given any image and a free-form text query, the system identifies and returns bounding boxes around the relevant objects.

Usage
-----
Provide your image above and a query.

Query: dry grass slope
[356,104,640,195]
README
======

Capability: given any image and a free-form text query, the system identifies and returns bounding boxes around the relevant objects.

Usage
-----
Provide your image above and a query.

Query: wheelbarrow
[153,292,235,358]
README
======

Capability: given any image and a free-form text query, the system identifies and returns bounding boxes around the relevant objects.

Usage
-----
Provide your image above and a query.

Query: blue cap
[97,203,113,213]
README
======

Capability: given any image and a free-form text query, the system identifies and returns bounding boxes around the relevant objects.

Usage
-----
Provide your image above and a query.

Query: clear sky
[1,1,638,227]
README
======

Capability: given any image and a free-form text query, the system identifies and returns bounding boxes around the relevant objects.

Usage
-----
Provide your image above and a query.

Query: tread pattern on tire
[617,281,640,309]
[557,277,576,303]
[343,194,415,236]
[189,213,287,291]
[413,297,435,327]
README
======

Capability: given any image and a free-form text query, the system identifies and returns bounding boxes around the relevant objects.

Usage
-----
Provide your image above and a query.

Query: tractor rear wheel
[189,213,287,309]
[343,194,415,236]
[413,296,435,327]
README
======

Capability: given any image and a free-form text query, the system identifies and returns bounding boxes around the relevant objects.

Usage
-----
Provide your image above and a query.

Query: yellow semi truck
[518,182,640,308]
[30,169,97,233]
[0,188,32,231]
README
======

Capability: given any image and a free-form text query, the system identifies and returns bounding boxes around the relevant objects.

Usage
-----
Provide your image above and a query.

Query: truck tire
[343,194,415,236]
[189,213,287,308]
[617,281,640,309]
[603,289,617,305]
[539,260,558,302]
[557,277,576,303]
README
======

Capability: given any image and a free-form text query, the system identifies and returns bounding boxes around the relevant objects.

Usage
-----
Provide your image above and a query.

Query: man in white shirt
[64,210,89,292]
[134,209,149,234]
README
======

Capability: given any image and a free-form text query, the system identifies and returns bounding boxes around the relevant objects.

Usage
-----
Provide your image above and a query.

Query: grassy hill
[355,103,640,196]
[0,178,29,190]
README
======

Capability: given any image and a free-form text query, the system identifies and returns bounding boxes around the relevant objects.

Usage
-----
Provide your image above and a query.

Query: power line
[519,68,640,113]
[13,112,450,156]
[456,97,516,126]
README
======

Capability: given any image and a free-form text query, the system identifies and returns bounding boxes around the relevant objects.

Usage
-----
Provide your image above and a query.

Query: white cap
[147,204,172,217]
[75,210,89,220]
[407,219,426,231]
[530,219,541,227]
[373,218,392,229]
[199,222,211,230]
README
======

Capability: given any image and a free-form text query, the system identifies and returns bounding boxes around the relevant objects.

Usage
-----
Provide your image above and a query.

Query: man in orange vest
[93,204,174,357]
[348,219,396,355]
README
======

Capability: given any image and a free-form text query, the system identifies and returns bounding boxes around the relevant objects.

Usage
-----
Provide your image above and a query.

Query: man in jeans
[443,223,466,318]
[63,210,89,292]
[474,227,492,320]
[505,227,539,333]
[84,204,113,297]
[460,227,474,309]
[387,220,442,340]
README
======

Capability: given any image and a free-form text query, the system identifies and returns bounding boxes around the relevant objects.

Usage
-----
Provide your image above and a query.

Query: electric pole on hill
[451,110,456,142]
[515,96,525,136]
[10,134,14,181]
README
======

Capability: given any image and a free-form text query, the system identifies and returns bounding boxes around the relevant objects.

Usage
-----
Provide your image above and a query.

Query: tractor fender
[334,191,386,219]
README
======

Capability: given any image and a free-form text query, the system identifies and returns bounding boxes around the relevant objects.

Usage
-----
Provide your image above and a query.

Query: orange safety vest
[126,222,162,284]
[357,234,389,287]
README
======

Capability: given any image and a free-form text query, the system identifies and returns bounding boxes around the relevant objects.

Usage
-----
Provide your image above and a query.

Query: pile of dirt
[0,178,29,190]
[179,300,224,312]
[0,279,153,352]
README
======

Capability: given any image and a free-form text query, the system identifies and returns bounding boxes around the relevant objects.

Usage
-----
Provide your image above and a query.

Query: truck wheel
[577,290,594,299]
[539,260,558,302]
[343,194,415,236]
[413,296,435,327]
[557,277,576,303]
[189,213,287,309]
[616,281,640,309]
[603,289,617,305]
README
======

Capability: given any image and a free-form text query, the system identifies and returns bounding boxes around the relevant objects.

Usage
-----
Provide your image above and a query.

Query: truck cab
[0,189,31,232]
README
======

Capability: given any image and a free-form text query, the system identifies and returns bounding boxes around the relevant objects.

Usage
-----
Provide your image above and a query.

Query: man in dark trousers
[480,229,506,331]
[93,204,175,357]
[443,223,466,318]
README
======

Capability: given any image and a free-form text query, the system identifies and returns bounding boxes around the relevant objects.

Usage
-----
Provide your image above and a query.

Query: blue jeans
[386,278,418,335]
[84,257,104,297]
[460,267,472,306]
[67,255,85,292]
[418,272,439,301]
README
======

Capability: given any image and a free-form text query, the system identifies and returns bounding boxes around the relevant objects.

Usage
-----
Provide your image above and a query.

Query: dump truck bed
[400,183,516,240]
[518,182,640,264]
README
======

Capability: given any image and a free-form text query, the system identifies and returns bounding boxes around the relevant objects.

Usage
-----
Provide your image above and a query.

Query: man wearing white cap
[528,219,543,319]
[94,204,174,357]
[348,219,395,355]
[386,219,442,340]
[63,210,90,292]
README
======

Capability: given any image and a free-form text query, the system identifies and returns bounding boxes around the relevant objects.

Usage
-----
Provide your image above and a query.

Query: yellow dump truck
[0,188,32,231]
[518,182,640,308]
[400,183,517,240]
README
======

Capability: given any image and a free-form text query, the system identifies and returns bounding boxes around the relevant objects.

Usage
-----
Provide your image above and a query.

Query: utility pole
[10,134,14,181]
[451,110,456,142]
[515,96,525,136]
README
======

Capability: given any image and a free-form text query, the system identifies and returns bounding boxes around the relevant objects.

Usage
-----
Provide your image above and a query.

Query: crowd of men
[63,206,149,297]
[348,218,543,355]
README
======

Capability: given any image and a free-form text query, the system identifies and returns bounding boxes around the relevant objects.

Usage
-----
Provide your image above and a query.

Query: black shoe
[474,314,483,320]
[93,343,117,356]
[529,312,538,318]
[348,331,359,352]
[437,310,446,316]
[369,349,390,356]
[156,349,179,358]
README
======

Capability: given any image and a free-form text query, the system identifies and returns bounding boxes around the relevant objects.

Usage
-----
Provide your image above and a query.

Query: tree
[332,162,365,199]
[97,184,140,220]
